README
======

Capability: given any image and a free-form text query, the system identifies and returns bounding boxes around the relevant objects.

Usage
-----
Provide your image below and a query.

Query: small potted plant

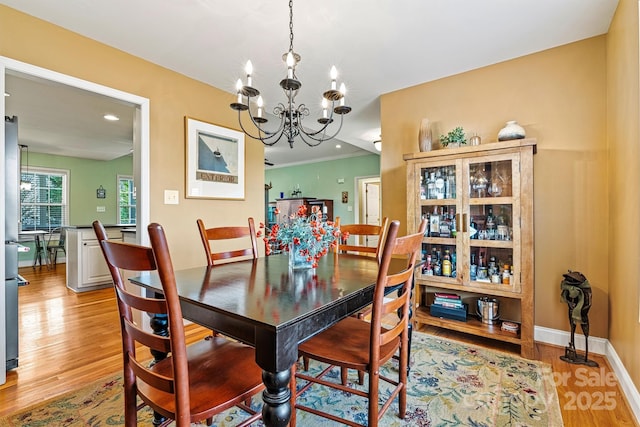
[439,126,467,148]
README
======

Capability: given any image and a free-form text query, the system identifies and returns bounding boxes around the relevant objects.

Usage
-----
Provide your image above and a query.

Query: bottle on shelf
[470,252,477,280]
[427,171,436,199]
[486,206,496,240]
[429,206,440,237]
[442,250,452,277]
[435,169,445,199]
[502,264,511,285]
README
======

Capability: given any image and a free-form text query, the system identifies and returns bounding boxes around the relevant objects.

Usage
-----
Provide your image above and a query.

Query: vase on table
[289,242,314,270]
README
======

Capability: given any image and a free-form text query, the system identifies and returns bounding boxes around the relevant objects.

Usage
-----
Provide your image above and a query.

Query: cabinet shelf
[405,139,536,358]
[469,240,513,249]
[416,306,522,345]
[415,277,523,298]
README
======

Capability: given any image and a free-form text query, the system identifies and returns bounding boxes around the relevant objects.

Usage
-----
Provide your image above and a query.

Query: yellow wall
[381,37,609,340]
[0,6,265,268]
[606,0,640,392]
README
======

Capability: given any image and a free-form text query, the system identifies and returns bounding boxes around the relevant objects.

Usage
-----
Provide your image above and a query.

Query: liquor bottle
[442,250,452,277]
[427,172,436,199]
[435,169,445,199]
[448,167,456,199]
[429,206,440,237]
[486,207,496,240]
[470,252,477,280]
[502,264,511,285]
[420,176,426,200]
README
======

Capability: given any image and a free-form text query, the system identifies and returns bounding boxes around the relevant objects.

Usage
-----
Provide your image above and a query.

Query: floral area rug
[0,332,562,426]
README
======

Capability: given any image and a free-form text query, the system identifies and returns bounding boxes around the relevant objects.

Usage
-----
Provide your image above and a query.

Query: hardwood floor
[1,265,638,426]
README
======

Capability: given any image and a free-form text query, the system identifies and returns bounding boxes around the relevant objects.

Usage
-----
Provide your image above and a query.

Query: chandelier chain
[229,0,351,148]
[289,0,294,54]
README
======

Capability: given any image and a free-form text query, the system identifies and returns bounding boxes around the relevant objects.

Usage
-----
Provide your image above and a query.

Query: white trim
[266,151,370,169]
[534,325,607,355]
[535,325,640,424]
[0,56,151,383]
[0,69,5,384]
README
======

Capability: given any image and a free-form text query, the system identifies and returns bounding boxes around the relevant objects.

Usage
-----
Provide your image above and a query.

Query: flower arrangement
[260,204,341,268]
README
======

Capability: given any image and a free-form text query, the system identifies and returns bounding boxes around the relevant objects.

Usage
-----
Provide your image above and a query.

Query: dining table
[129,252,401,427]
[18,230,49,268]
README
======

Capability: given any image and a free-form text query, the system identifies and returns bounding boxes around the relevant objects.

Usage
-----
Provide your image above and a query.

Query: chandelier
[230,0,351,148]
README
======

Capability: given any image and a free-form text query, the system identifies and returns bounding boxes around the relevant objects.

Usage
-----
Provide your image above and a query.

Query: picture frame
[185,117,245,200]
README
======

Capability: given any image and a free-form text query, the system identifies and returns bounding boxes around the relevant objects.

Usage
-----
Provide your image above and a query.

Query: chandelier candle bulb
[235,79,243,104]
[245,60,253,87]
[330,66,337,90]
[257,96,264,118]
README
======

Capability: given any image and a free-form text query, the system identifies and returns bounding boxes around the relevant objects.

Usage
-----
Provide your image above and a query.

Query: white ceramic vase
[497,121,526,141]
[418,118,432,152]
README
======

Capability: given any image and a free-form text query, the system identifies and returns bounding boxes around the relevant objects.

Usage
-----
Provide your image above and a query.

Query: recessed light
[103,114,120,121]
[4,92,10,97]
[335,144,341,149]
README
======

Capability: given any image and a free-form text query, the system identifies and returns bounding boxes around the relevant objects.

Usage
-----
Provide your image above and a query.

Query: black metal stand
[559,271,599,368]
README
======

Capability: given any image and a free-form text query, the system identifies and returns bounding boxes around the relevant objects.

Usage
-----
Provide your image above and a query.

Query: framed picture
[185,117,245,200]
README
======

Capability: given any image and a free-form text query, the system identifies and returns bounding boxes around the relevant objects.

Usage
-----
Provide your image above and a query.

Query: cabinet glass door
[417,161,462,284]
[464,153,521,292]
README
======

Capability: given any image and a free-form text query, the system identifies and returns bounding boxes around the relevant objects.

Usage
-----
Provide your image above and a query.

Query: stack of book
[429,292,467,322]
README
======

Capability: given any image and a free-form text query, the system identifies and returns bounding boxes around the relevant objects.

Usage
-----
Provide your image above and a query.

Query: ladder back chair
[93,220,264,427]
[337,217,389,262]
[292,218,427,427]
[196,217,259,266]
[46,226,67,266]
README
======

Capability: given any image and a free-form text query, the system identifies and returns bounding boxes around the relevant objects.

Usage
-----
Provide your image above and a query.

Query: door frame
[354,175,381,225]
[0,56,150,384]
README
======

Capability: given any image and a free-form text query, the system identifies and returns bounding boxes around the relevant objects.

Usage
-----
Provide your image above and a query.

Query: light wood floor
[1,265,638,426]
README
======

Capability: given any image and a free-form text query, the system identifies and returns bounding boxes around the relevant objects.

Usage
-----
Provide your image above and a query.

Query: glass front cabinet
[404,139,536,358]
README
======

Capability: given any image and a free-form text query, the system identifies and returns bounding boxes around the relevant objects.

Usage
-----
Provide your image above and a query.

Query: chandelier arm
[236,109,286,145]
[299,114,345,143]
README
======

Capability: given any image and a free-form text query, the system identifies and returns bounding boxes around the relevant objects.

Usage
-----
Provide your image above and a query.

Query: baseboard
[534,325,607,355]
[535,325,640,424]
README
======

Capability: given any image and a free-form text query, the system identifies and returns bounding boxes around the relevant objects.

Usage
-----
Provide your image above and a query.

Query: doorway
[354,176,382,246]
[0,56,150,385]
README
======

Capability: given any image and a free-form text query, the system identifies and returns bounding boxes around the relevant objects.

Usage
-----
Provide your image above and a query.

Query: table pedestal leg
[261,369,291,427]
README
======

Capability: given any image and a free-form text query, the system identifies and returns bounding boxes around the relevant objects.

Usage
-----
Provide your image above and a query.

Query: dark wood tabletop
[130,252,386,427]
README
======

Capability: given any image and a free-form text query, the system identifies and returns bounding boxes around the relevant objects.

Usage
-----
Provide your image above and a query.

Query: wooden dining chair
[196,217,259,266]
[337,217,389,262]
[293,218,427,427]
[93,220,264,427]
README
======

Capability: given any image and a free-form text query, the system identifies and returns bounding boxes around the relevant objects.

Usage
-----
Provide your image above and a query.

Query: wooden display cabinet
[404,139,536,358]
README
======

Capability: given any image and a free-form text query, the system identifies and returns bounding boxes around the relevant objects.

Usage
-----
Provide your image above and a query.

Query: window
[20,167,68,232]
[118,175,136,225]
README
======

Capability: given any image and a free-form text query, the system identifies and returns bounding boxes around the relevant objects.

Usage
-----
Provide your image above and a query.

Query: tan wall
[0,6,265,269]
[607,0,640,392]
[381,37,609,338]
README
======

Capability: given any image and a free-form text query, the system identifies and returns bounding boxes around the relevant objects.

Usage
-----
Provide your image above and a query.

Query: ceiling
[1,0,618,166]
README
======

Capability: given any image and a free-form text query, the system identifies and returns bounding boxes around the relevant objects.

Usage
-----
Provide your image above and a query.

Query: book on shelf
[433,299,464,309]
[433,292,460,300]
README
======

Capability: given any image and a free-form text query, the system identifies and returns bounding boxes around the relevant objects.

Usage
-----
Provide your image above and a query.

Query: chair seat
[298,316,399,371]
[138,337,264,421]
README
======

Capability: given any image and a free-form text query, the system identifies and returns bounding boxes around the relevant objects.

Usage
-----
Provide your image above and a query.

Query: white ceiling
[1,0,618,166]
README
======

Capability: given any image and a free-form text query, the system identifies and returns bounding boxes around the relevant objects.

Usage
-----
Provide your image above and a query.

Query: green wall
[19,152,133,264]
[265,154,380,224]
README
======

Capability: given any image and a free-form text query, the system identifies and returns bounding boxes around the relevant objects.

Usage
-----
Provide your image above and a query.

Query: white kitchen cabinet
[66,227,122,292]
